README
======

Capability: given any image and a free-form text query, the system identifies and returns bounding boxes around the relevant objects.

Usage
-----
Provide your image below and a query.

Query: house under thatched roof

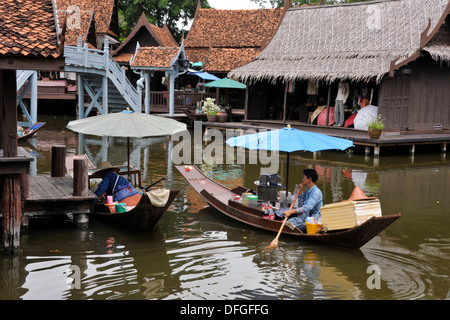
[229,0,450,84]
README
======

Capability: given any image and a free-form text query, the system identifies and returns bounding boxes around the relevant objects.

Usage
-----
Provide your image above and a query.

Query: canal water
[1,114,449,300]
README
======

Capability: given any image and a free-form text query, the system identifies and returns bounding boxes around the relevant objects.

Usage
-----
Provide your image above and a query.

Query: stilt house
[230,0,450,133]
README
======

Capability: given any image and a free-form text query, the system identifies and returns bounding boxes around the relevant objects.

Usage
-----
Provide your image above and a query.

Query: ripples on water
[1,116,449,300]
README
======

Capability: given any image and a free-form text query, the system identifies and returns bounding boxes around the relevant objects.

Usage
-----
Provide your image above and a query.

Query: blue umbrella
[226,126,354,192]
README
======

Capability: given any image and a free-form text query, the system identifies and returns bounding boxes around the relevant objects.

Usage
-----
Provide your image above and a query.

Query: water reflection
[1,114,449,300]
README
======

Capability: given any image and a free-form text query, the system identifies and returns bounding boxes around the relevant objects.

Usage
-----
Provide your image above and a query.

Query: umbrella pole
[127,137,130,181]
[286,153,290,195]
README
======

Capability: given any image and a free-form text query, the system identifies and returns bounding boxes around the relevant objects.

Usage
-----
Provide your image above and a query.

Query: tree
[251,0,371,8]
[118,0,210,42]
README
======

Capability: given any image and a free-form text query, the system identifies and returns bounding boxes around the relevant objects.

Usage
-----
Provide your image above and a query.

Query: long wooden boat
[18,122,46,141]
[93,189,179,230]
[176,165,401,249]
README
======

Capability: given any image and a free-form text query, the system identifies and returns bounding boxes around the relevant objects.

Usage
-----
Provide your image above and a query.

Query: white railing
[64,41,140,112]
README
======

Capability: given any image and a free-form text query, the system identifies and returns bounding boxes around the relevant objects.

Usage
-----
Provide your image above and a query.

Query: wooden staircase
[64,38,142,117]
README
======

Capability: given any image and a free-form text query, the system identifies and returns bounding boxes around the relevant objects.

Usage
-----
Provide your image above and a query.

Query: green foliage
[367,114,385,130]
[118,0,211,42]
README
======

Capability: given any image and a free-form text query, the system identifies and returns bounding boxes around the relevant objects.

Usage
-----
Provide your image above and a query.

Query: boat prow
[176,165,400,249]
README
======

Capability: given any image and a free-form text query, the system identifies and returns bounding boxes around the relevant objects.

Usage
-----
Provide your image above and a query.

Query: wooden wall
[379,57,450,133]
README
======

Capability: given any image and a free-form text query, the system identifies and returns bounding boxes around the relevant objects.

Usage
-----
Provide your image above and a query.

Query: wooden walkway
[201,120,450,156]
[24,175,96,217]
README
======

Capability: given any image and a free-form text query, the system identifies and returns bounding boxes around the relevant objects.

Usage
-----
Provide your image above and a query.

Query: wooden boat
[176,165,401,249]
[18,122,46,141]
[93,189,179,230]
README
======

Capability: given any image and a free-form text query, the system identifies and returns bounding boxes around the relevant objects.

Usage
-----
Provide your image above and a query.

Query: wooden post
[51,146,66,177]
[1,175,22,254]
[73,158,89,228]
[1,69,23,254]
[73,158,88,196]
[0,70,18,157]
[282,82,288,123]
[244,87,249,121]
[326,84,331,127]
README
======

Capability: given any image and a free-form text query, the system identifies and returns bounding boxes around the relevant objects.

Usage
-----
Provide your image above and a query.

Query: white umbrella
[67,109,187,177]
[354,105,378,131]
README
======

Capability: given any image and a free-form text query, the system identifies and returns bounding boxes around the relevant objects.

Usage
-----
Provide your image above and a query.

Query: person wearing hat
[282,168,323,232]
[93,161,141,206]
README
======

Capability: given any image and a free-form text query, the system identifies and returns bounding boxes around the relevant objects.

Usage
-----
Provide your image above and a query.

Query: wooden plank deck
[201,120,450,156]
[24,175,96,216]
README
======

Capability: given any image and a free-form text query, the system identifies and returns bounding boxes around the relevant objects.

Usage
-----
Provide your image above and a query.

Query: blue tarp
[187,71,220,81]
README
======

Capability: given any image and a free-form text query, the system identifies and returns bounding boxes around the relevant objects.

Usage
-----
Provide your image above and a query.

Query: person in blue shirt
[283,169,323,232]
[93,161,141,206]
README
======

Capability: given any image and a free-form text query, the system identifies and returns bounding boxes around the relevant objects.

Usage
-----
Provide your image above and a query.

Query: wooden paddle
[266,184,303,249]
[144,176,166,191]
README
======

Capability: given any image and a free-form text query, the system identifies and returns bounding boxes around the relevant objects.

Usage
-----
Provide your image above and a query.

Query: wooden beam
[0,57,65,71]
[0,70,18,157]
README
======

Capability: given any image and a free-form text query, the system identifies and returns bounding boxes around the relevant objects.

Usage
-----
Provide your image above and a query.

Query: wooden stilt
[73,158,89,229]
[51,146,66,177]
[1,175,22,254]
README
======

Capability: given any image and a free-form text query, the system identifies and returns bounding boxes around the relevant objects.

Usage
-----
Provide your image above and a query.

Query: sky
[208,0,269,10]
[181,0,270,29]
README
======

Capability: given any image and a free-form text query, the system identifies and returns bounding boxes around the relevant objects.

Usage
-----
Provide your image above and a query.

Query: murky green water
[1,114,449,300]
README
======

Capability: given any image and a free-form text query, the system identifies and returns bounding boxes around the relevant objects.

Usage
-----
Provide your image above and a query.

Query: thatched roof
[229,0,450,83]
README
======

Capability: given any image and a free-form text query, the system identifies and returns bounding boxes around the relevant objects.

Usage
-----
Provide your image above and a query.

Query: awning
[187,71,220,81]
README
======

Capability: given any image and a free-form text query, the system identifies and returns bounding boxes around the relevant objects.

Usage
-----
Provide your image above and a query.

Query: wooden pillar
[73,158,88,196]
[1,69,22,254]
[244,87,249,121]
[0,70,18,157]
[1,174,22,254]
[73,158,89,228]
[51,146,66,177]
[282,82,288,123]
[325,84,331,127]
[77,74,85,119]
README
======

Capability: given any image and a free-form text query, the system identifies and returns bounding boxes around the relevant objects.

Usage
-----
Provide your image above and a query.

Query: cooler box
[320,199,382,231]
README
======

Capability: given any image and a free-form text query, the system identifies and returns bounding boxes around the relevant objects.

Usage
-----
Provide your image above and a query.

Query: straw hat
[90,161,120,178]
[348,185,375,201]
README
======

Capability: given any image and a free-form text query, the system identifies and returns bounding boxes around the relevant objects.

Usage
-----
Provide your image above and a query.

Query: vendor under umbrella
[92,161,141,206]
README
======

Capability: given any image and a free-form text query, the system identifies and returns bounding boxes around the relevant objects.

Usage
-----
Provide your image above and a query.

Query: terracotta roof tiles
[185,8,283,48]
[131,47,180,69]
[184,7,284,72]
[0,0,60,58]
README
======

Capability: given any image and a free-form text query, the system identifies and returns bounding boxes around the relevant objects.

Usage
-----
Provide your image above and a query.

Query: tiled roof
[114,13,178,59]
[184,7,284,72]
[131,47,180,69]
[185,8,283,48]
[0,0,60,58]
[150,24,178,47]
[55,0,114,46]
[187,48,260,72]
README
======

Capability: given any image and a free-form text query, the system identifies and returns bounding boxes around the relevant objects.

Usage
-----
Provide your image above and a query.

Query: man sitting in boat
[282,169,323,232]
[92,161,141,206]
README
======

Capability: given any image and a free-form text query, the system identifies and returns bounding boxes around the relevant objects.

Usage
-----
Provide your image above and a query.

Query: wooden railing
[148,91,215,112]
[64,42,140,112]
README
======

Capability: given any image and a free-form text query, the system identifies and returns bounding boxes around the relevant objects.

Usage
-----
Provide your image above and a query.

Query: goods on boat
[176,165,400,249]
[17,122,45,140]
[320,199,382,231]
[93,188,179,230]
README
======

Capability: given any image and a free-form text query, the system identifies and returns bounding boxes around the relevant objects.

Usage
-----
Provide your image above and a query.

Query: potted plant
[217,106,228,123]
[202,98,220,122]
[367,114,384,139]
